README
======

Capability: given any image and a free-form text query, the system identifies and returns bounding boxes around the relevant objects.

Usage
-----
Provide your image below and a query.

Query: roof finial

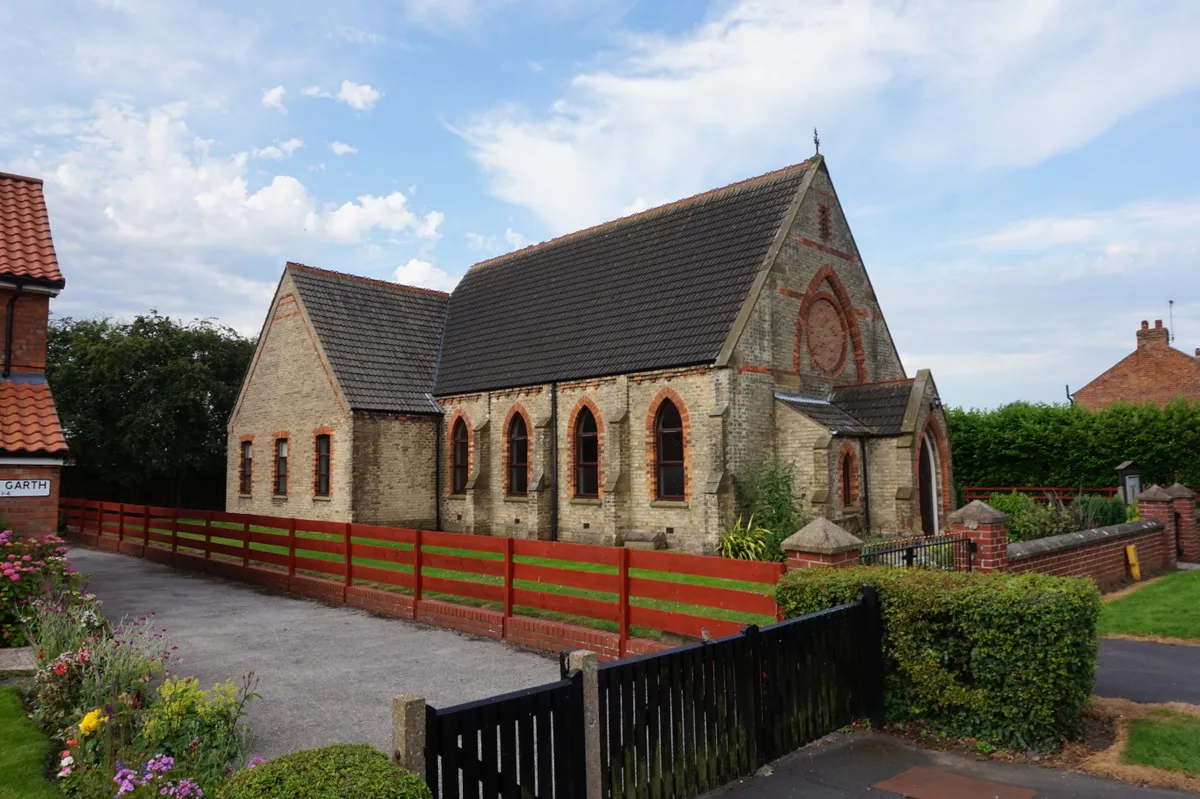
[813,128,820,155]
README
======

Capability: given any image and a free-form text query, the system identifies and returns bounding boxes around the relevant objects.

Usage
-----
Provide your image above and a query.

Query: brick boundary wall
[63,526,672,663]
[1007,520,1169,590]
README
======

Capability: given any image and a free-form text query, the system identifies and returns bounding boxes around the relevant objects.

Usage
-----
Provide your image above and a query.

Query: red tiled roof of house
[0,380,68,454]
[0,172,65,287]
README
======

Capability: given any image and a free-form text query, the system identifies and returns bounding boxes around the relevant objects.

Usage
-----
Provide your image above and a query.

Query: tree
[47,313,255,508]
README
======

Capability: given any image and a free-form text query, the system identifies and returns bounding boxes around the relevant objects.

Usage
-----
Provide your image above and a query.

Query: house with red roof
[0,172,68,536]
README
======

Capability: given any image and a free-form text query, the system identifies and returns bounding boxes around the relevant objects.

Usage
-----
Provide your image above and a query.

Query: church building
[227,156,954,552]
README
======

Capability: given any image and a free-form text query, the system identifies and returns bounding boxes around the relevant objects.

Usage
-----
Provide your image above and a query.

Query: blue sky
[2,0,1198,409]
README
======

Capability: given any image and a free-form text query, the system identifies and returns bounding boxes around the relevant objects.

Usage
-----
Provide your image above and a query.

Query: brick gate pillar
[1167,484,1198,564]
[781,518,862,570]
[1138,486,1177,569]
[948,500,1009,573]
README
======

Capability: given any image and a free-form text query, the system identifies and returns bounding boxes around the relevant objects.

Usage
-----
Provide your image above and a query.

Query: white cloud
[459,0,1200,232]
[504,228,528,250]
[336,80,382,111]
[301,85,329,99]
[253,138,304,160]
[393,258,459,292]
[331,26,384,44]
[465,232,495,252]
[262,86,286,112]
[330,141,357,156]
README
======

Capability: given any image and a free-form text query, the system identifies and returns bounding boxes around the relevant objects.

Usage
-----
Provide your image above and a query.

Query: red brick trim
[788,234,860,264]
[837,441,860,507]
[312,426,334,498]
[792,265,868,382]
[501,403,532,497]
[566,396,604,499]
[644,387,692,502]
[271,432,290,497]
[915,414,954,531]
[446,410,472,495]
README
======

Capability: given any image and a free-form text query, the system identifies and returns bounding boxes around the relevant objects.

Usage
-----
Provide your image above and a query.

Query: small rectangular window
[239,441,253,495]
[274,438,288,496]
[314,434,331,497]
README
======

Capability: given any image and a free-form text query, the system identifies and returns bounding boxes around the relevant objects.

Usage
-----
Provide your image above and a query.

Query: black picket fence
[424,670,586,799]
[859,533,975,571]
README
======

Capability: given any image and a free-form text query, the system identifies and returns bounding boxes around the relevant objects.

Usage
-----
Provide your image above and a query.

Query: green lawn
[1099,571,1200,640]
[161,521,778,637]
[1123,710,1200,776]
[0,687,61,799]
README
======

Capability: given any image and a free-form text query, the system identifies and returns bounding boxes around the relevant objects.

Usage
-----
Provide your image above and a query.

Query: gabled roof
[0,377,68,455]
[777,378,916,437]
[434,159,817,396]
[0,172,65,288]
[287,263,448,414]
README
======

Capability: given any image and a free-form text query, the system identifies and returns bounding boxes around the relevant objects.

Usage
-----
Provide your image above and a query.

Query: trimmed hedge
[218,744,431,799]
[775,567,1100,750]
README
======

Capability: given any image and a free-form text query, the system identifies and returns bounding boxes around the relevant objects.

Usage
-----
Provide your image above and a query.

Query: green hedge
[775,568,1100,750]
[947,399,1200,490]
[218,744,431,799]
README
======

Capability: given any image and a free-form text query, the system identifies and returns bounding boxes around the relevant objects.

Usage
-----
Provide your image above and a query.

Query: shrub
[1070,494,1127,530]
[0,530,77,646]
[986,492,1074,542]
[775,567,1100,750]
[218,744,432,799]
[734,460,810,560]
[716,515,774,561]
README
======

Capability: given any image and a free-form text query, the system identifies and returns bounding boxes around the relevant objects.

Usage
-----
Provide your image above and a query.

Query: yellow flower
[79,709,108,736]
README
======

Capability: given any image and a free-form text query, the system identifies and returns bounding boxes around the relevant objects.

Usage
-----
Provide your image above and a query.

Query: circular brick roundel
[807,297,848,376]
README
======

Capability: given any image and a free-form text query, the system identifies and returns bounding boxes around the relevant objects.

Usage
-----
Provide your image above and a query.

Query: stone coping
[0,646,36,676]
[1007,520,1163,562]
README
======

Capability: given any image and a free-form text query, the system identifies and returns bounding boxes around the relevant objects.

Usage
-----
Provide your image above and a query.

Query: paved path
[68,547,558,759]
[1096,638,1200,704]
[706,731,1191,798]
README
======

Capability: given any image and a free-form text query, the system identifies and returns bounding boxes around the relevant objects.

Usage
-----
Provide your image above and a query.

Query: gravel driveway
[67,547,558,759]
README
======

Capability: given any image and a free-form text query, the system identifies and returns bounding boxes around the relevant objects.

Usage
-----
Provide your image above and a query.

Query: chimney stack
[1137,320,1170,351]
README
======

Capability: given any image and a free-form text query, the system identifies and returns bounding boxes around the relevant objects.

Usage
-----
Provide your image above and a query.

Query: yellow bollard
[1125,545,1141,581]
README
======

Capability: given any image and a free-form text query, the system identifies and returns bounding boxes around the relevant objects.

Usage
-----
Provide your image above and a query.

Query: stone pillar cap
[1138,485,1173,502]
[1166,483,1196,499]
[781,517,863,555]
[948,500,1008,525]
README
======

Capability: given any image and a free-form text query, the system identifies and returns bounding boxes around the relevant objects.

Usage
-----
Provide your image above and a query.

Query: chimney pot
[1155,319,1163,329]
[1141,320,1149,330]
[1196,348,1200,358]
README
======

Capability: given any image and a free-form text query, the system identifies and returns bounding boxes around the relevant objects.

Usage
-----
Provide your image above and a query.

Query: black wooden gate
[425,670,586,799]
[577,588,883,799]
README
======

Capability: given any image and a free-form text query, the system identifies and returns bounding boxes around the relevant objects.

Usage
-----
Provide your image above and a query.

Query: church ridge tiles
[285,261,449,299]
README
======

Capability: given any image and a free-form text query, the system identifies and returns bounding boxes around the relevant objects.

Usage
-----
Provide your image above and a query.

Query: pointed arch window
[655,400,685,500]
[841,450,854,507]
[507,414,529,496]
[575,407,599,498]
[451,418,469,494]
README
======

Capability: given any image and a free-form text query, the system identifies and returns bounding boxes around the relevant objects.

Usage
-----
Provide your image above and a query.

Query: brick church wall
[351,411,438,528]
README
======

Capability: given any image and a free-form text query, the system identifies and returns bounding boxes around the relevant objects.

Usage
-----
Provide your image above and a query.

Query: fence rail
[963,486,1121,503]
[59,498,784,655]
[859,534,974,571]
[425,671,586,799]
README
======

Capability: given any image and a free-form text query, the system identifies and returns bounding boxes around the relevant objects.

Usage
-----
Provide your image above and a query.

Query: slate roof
[777,379,915,437]
[434,160,816,396]
[287,264,449,414]
[0,172,65,288]
[0,377,69,454]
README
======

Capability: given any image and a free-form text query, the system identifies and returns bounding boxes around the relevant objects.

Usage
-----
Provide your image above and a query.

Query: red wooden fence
[59,499,784,659]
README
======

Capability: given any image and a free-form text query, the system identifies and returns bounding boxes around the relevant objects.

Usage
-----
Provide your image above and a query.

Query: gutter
[550,382,559,542]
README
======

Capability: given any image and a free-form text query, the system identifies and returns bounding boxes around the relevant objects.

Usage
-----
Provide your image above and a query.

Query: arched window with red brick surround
[575,406,599,498]
[451,417,469,494]
[507,413,529,496]
[838,442,859,508]
[655,400,686,500]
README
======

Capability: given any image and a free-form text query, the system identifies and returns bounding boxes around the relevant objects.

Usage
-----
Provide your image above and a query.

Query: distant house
[228,156,956,550]
[1074,320,1200,411]
[0,172,69,535]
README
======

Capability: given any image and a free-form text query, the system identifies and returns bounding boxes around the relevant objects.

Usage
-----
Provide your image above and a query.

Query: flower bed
[1,528,74,646]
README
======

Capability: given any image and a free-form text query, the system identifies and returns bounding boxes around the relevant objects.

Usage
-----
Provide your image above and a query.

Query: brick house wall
[0,463,60,535]
[0,290,49,372]
[1007,521,1172,590]
[1074,320,1200,410]
[226,272,352,522]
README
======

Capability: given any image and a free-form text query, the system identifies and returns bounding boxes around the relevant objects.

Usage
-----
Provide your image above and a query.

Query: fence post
[566,650,602,799]
[142,506,151,550]
[203,509,214,563]
[170,508,179,553]
[242,519,251,570]
[118,503,125,542]
[412,528,424,620]
[502,537,514,639]
[344,521,353,600]
[860,584,886,730]
[949,501,1009,573]
[742,624,762,770]
[617,546,630,658]
[287,517,297,580]
[391,694,426,776]
[781,518,862,570]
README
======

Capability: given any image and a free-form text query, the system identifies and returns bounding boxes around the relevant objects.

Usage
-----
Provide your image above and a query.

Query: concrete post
[948,500,1009,573]
[391,694,426,777]
[1167,484,1198,564]
[1138,486,1177,569]
[566,649,602,799]
[781,518,863,570]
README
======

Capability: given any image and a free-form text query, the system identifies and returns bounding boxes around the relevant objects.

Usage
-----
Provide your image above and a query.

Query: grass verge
[1099,570,1200,641]
[1081,697,1200,793]
[0,686,61,799]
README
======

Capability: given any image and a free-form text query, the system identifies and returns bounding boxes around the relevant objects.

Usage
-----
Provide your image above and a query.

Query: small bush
[733,460,810,560]
[716,516,774,561]
[986,492,1075,542]
[775,567,1100,750]
[1070,494,1127,529]
[218,744,431,799]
